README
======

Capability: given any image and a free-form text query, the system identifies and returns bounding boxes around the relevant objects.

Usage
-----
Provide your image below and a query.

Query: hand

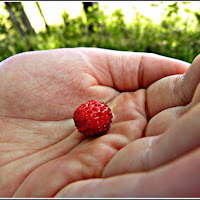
[0,47,196,197]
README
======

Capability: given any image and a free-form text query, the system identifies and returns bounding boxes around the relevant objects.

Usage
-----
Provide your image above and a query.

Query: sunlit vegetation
[1,2,200,63]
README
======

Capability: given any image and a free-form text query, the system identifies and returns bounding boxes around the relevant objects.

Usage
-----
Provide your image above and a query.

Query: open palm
[0,48,199,197]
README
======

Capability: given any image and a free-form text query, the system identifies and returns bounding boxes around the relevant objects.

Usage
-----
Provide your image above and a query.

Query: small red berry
[73,100,113,137]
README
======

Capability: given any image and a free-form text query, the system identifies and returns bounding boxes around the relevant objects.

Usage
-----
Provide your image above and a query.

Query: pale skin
[0,47,200,197]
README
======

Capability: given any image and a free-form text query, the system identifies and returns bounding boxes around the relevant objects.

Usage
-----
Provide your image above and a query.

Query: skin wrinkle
[138,54,144,89]
[101,108,147,178]
[0,117,58,140]
[78,137,121,179]
[77,49,96,78]
[53,69,90,103]
[5,82,31,106]
[120,55,127,91]
[92,62,109,87]
[108,92,146,128]
[88,85,120,108]
[134,90,147,119]
[124,54,135,91]
[2,51,97,121]
[1,118,33,132]
[0,114,73,122]
[67,74,85,99]
[76,146,103,178]
[120,56,126,90]
[31,76,64,102]
[2,86,43,120]
[105,53,117,91]
[6,68,47,105]
[11,94,72,120]
[0,134,46,144]
[0,121,35,145]
[2,124,70,148]
[21,79,66,106]
[0,142,46,150]
[61,68,81,90]
[79,49,113,88]
[96,52,114,87]
[0,48,194,197]
[93,65,111,87]
[131,92,147,119]
[180,75,194,105]
[0,117,76,167]
[3,132,85,197]
[0,138,51,166]
[13,131,130,197]
[108,55,122,92]
[9,76,34,98]
[105,52,143,92]
[173,75,189,106]
[144,90,150,123]
[0,150,38,168]
[48,159,84,198]
[12,137,89,197]
[99,141,120,176]
[21,68,52,98]
[78,49,121,97]
[101,133,137,177]
[0,118,6,138]
[53,144,109,197]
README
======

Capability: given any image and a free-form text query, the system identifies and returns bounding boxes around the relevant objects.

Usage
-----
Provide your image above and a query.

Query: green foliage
[1,2,200,63]
[0,13,27,61]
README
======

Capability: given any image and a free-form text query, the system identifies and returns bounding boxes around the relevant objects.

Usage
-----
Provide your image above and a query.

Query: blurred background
[1,1,200,62]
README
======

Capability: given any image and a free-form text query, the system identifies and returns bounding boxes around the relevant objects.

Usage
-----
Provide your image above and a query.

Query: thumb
[55,148,200,197]
[147,54,200,118]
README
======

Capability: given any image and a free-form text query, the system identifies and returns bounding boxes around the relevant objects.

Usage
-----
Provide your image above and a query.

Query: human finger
[102,102,200,176]
[55,147,200,197]
[147,54,200,118]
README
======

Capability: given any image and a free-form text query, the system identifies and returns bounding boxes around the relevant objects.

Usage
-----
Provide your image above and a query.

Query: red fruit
[73,100,113,136]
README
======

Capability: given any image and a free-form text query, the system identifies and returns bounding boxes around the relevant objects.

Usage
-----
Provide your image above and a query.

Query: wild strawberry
[73,100,113,137]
